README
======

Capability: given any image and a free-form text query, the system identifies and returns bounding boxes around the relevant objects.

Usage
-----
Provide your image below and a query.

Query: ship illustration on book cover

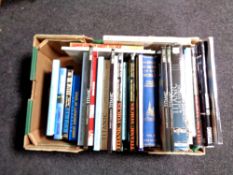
[145,101,155,122]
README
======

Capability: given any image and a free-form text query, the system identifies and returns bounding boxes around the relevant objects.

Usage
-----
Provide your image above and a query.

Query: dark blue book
[142,55,159,147]
[62,69,74,139]
[68,75,81,141]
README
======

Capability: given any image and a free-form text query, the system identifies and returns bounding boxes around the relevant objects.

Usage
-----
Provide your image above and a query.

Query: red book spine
[88,51,98,146]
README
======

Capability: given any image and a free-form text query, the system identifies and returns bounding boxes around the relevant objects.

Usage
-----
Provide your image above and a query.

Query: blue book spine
[46,59,60,136]
[68,75,81,141]
[54,68,67,140]
[142,55,159,147]
[63,70,74,138]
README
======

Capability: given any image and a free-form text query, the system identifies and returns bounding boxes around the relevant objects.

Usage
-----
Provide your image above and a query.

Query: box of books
[24,34,223,155]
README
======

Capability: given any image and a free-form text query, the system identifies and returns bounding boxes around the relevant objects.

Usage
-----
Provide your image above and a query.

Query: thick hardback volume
[184,47,196,144]
[142,55,159,147]
[101,59,110,150]
[108,53,115,151]
[54,68,67,140]
[138,54,144,151]
[121,61,128,150]
[94,57,105,151]
[191,46,203,146]
[116,53,123,151]
[170,46,189,151]
[88,51,98,146]
[112,54,119,151]
[46,59,60,136]
[78,52,91,146]
[129,54,136,151]
[196,42,213,147]
[68,75,81,141]
[63,69,74,139]
[204,37,223,144]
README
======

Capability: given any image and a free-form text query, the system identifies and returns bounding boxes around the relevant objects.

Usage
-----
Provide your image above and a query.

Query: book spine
[46,59,60,136]
[191,47,203,146]
[112,55,119,151]
[78,52,91,146]
[63,69,74,139]
[196,43,213,147]
[135,56,139,149]
[116,53,123,151]
[142,55,159,147]
[171,46,189,151]
[138,54,144,151]
[101,59,110,150]
[184,47,196,145]
[159,47,169,150]
[54,68,67,140]
[68,75,81,141]
[108,54,114,151]
[129,54,136,151]
[122,62,128,145]
[205,38,223,144]
[94,57,105,151]
[88,51,98,146]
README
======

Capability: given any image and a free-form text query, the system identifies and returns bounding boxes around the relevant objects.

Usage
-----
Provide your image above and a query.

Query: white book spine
[46,59,60,136]
[184,47,196,144]
[138,55,144,150]
[94,57,105,151]
[112,55,118,151]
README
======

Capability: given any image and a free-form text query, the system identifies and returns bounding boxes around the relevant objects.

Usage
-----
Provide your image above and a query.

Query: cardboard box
[24,34,208,155]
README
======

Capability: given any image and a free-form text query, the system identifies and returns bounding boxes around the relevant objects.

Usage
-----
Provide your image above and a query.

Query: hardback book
[63,69,74,139]
[138,54,144,151]
[204,37,223,145]
[68,75,81,141]
[184,47,196,145]
[46,59,60,136]
[78,52,91,146]
[116,53,123,151]
[141,55,159,147]
[170,46,189,151]
[88,51,98,146]
[121,60,129,150]
[191,46,203,146]
[159,47,170,151]
[135,56,139,149]
[54,68,67,140]
[129,54,136,151]
[101,59,111,150]
[107,53,115,151]
[94,56,109,151]
[195,42,213,147]
[112,54,119,151]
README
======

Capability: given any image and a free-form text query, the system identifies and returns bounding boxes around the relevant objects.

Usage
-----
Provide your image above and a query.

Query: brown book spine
[129,54,136,151]
[116,54,123,151]
[135,56,139,149]
[101,60,110,150]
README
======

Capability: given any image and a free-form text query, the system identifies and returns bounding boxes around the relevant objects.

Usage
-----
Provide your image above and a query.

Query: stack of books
[45,37,222,153]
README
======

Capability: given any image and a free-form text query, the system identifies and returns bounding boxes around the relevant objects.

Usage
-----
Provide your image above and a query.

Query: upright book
[68,75,81,141]
[63,69,74,139]
[142,55,159,147]
[170,46,189,151]
[54,68,67,140]
[78,52,91,146]
[88,51,98,146]
[46,59,60,136]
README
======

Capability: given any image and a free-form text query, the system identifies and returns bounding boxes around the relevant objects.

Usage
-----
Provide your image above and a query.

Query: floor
[0,0,233,175]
